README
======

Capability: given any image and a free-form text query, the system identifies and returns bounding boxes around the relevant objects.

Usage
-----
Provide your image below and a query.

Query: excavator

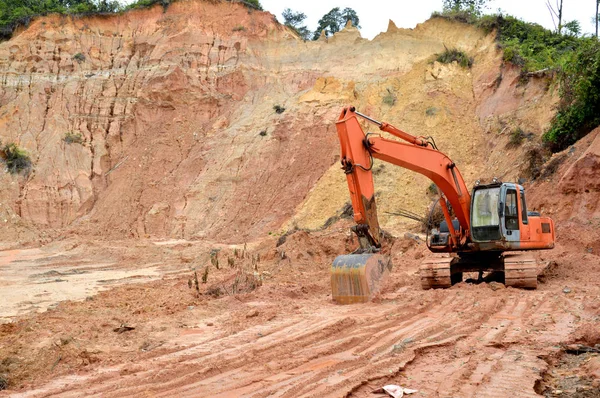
[331,106,555,304]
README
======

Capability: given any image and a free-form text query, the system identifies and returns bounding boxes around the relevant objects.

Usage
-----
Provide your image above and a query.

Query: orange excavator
[331,107,555,304]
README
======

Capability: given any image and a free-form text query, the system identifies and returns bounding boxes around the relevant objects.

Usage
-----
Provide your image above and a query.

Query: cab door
[501,185,520,244]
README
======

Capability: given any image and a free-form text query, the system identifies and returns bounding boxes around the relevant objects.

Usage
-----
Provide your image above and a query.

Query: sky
[260,0,598,39]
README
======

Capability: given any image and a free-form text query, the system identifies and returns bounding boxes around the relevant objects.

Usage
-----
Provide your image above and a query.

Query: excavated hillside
[0,0,556,243]
[1,1,600,397]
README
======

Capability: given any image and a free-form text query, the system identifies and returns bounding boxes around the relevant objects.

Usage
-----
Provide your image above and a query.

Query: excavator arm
[336,106,472,251]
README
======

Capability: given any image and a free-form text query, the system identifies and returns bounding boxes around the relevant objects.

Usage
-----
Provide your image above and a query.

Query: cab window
[505,189,519,230]
[520,189,528,224]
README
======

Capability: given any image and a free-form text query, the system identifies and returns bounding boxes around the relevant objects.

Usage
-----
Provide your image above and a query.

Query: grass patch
[436,47,473,68]
[232,25,245,32]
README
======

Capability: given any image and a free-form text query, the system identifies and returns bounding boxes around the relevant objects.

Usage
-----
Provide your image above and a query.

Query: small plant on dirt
[259,130,267,136]
[201,267,209,284]
[210,249,219,269]
[206,286,222,298]
[273,105,286,114]
[63,132,84,144]
[73,53,85,63]
[507,127,526,147]
[436,47,473,68]
[382,89,396,106]
[232,25,246,32]
[227,257,235,267]
[0,374,7,391]
[427,182,438,196]
[425,107,439,116]
[1,143,32,174]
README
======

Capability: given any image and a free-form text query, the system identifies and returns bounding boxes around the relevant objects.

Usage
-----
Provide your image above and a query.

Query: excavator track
[420,256,460,289]
[503,253,538,289]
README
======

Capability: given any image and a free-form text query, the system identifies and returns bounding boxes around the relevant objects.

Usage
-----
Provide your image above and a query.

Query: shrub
[425,107,439,116]
[436,47,473,68]
[273,105,285,114]
[1,143,32,174]
[64,132,84,144]
[431,10,479,25]
[382,89,396,106]
[126,0,171,11]
[232,25,245,32]
[72,53,85,63]
[507,127,526,147]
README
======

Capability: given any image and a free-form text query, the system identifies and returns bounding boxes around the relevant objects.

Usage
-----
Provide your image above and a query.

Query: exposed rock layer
[0,0,556,243]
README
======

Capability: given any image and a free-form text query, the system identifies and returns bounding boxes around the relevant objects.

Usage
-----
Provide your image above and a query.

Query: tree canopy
[442,0,488,16]
[282,8,310,40]
[312,7,360,40]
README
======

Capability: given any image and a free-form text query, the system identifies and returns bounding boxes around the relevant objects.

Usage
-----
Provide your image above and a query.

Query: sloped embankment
[0,0,557,244]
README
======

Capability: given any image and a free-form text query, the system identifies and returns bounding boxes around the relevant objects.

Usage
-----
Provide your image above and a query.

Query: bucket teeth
[331,254,392,304]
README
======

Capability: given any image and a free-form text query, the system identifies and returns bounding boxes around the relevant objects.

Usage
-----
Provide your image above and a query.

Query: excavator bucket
[331,254,392,304]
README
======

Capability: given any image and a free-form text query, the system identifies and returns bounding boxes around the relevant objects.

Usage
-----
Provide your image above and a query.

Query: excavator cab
[470,182,555,251]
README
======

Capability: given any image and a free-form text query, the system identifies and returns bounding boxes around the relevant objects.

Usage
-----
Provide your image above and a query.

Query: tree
[546,0,564,34]
[282,8,310,40]
[312,7,360,40]
[442,0,488,15]
[563,20,581,37]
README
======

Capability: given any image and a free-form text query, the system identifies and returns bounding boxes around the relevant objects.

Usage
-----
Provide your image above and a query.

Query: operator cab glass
[471,186,502,241]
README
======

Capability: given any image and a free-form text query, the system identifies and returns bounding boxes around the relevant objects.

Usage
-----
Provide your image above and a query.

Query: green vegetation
[436,47,473,68]
[425,107,439,116]
[544,38,600,151]
[242,0,262,11]
[432,9,600,152]
[273,105,285,114]
[0,0,121,40]
[507,127,526,147]
[72,52,85,63]
[232,25,245,32]
[0,0,263,39]
[1,142,32,174]
[312,7,360,40]
[64,132,84,144]
[125,0,171,11]
[282,8,310,40]
[382,89,396,106]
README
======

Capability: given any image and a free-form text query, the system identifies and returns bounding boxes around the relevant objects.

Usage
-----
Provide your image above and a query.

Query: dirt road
[2,229,598,397]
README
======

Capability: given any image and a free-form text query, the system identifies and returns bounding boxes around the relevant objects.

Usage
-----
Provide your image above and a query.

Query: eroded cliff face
[0,0,557,243]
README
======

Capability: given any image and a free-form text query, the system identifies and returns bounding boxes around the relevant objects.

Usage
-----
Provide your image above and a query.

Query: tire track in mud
[16,289,581,398]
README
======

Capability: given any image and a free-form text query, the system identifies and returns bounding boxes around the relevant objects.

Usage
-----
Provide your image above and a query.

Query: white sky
[261,0,598,39]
